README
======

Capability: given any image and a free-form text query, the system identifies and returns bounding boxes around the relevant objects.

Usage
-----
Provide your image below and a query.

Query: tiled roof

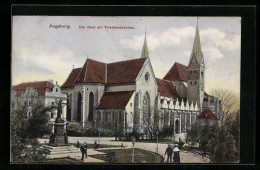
[12,81,54,97]
[62,58,146,87]
[156,78,179,98]
[96,91,134,109]
[61,68,81,88]
[75,59,106,84]
[197,108,219,120]
[163,62,188,82]
[107,58,146,84]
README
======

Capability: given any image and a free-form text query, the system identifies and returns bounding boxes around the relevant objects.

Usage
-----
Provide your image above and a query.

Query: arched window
[88,92,94,121]
[51,112,53,118]
[195,81,196,84]
[175,119,179,134]
[66,94,71,121]
[142,92,151,128]
[77,92,82,122]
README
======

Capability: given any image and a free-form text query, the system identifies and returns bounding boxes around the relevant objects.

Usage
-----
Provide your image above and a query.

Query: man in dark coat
[164,144,173,162]
[80,145,85,161]
[77,141,80,148]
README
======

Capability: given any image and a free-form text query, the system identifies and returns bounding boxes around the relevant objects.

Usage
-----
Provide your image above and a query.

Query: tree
[225,110,240,158]
[26,104,53,138]
[186,124,203,147]
[210,88,240,127]
[208,129,238,162]
[199,124,210,156]
[11,105,28,162]
[11,104,52,162]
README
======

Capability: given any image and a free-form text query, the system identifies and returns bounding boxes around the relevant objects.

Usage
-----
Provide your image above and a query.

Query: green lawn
[90,148,164,163]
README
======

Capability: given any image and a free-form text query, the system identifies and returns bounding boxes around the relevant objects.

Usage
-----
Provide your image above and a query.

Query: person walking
[77,141,80,148]
[80,145,86,161]
[84,143,88,158]
[164,144,173,162]
[173,144,180,163]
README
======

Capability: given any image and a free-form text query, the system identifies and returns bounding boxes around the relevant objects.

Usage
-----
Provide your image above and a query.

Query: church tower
[141,31,149,58]
[187,19,205,110]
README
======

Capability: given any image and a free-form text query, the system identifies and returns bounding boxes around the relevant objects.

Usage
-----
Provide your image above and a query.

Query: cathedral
[60,23,222,137]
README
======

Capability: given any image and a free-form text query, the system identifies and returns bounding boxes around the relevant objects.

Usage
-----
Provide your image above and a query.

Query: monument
[49,100,68,146]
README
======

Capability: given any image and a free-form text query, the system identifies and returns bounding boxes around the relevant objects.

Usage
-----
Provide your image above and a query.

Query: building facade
[11,80,67,133]
[60,23,222,137]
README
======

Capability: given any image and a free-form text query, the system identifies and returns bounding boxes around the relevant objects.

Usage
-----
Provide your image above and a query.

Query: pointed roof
[163,62,188,82]
[61,68,82,88]
[141,33,149,58]
[61,58,147,87]
[107,58,146,84]
[75,59,106,84]
[96,91,134,109]
[190,21,204,65]
[197,108,219,120]
[156,78,180,98]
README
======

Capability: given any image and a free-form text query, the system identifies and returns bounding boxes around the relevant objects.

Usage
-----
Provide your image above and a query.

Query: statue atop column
[55,100,64,123]
[49,99,68,146]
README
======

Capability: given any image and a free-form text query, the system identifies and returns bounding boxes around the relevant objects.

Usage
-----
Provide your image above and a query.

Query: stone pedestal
[49,117,68,147]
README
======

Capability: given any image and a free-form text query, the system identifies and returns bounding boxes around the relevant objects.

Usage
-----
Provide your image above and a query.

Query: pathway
[38,137,210,163]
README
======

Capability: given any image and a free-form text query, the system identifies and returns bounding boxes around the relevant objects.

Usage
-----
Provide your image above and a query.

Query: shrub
[85,127,99,137]
[159,127,174,139]
[66,122,81,136]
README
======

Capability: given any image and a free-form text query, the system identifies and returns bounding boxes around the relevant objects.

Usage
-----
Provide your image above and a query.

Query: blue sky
[12,16,241,94]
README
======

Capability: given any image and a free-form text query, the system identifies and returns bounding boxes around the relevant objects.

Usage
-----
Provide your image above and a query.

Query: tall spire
[141,27,149,58]
[190,17,204,65]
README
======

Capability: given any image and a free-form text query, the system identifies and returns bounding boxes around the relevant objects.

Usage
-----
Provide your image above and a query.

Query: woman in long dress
[173,144,180,163]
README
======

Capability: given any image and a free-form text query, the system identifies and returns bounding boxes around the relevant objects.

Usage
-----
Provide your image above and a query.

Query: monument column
[49,100,68,147]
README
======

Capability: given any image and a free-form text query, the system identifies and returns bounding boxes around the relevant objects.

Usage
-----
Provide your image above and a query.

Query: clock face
[145,72,149,81]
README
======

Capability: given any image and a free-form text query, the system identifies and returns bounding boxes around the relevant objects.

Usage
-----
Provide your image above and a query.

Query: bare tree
[210,88,240,127]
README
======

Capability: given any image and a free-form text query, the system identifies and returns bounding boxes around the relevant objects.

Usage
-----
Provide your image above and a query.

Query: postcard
[11,15,241,164]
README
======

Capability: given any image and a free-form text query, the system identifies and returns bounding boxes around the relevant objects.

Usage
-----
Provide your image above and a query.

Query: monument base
[49,120,68,147]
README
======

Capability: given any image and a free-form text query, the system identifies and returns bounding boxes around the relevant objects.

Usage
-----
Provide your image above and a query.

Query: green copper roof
[141,34,149,58]
[190,22,204,65]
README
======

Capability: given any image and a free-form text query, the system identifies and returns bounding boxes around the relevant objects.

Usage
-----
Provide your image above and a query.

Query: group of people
[77,141,88,161]
[164,144,180,163]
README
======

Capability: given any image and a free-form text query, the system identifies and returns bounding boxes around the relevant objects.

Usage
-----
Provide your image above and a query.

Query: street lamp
[98,128,100,144]
[132,139,135,163]
[156,130,159,154]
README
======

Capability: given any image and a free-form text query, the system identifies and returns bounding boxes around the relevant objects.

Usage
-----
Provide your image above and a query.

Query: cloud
[199,28,240,60]
[200,28,225,41]
[119,26,195,50]
[203,46,224,59]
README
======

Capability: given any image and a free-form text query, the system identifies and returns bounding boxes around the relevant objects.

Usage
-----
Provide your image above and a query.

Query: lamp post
[156,131,159,154]
[98,128,100,144]
[132,139,135,163]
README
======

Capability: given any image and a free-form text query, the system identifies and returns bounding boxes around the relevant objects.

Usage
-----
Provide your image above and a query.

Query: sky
[12,16,241,94]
